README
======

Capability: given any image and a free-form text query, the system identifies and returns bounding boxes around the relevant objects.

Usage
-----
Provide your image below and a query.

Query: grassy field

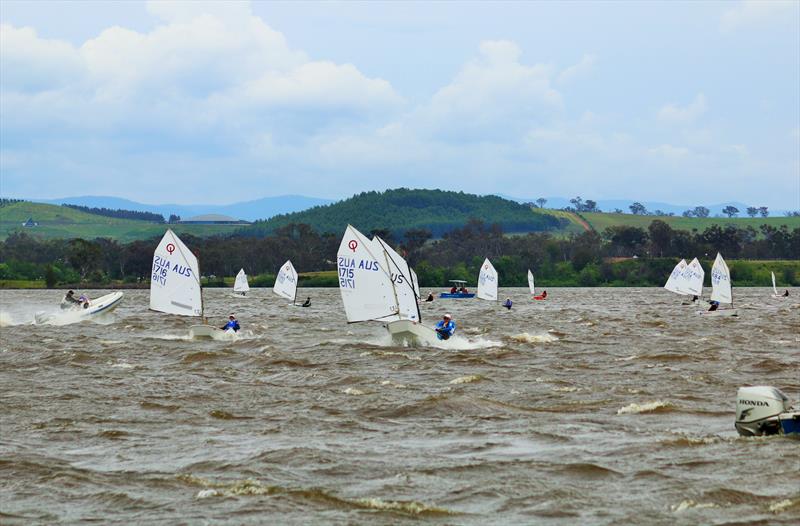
[579,211,800,232]
[0,202,244,242]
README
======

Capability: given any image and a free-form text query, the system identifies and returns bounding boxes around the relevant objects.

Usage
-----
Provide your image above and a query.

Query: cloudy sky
[1,0,798,207]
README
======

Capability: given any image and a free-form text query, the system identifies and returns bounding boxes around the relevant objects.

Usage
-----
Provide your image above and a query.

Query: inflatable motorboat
[735,386,800,437]
[35,291,124,324]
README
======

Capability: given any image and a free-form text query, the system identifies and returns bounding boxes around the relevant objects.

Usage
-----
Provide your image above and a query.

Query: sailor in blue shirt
[435,313,456,340]
[503,297,513,310]
[221,314,240,332]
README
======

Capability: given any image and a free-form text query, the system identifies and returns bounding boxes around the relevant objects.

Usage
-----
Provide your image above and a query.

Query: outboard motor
[735,386,790,436]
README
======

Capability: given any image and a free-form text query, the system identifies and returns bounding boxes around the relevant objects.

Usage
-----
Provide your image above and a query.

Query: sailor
[783,290,790,297]
[62,290,82,309]
[78,293,90,309]
[541,290,547,299]
[301,297,311,307]
[503,297,513,310]
[450,286,457,293]
[708,300,720,312]
[221,314,240,332]
[434,314,456,340]
[691,295,698,303]
[425,293,434,302]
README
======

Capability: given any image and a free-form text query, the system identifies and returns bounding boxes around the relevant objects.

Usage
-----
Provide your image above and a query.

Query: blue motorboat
[439,280,475,299]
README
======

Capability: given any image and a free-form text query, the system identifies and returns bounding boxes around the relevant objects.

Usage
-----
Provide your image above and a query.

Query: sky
[1,0,798,208]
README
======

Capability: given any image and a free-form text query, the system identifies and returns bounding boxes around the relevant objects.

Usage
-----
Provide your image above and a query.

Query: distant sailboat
[771,271,787,298]
[703,253,738,317]
[477,258,498,302]
[150,229,233,340]
[273,260,299,305]
[664,259,689,301]
[233,268,249,297]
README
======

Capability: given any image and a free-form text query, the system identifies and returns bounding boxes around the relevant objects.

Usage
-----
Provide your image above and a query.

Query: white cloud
[557,54,596,85]
[720,0,797,32]
[648,144,691,159]
[657,93,707,124]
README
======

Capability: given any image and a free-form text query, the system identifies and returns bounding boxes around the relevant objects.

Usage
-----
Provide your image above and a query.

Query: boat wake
[510,332,559,344]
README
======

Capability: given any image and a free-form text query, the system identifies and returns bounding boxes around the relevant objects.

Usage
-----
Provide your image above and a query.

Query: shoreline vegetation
[1,260,797,289]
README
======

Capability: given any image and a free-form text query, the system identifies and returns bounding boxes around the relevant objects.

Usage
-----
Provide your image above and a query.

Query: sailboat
[771,271,787,298]
[702,252,738,317]
[528,269,535,296]
[150,229,233,340]
[273,260,299,305]
[678,257,704,304]
[233,268,250,297]
[336,225,438,346]
[477,258,498,302]
[664,258,688,301]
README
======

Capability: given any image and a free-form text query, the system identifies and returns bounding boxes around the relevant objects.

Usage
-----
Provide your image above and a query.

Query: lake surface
[1,288,798,525]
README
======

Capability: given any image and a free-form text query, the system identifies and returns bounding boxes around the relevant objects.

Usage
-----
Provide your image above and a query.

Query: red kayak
[533,295,547,301]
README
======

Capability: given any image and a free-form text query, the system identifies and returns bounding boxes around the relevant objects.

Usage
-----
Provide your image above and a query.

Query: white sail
[233,268,250,293]
[273,260,298,302]
[477,258,498,301]
[664,259,688,295]
[771,271,779,296]
[527,269,535,295]
[678,257,704,296]
[410,267,421,299]
[374,237,419,322]
[150,229,202,317]
[337,225,398,323]
[710,253,733,304]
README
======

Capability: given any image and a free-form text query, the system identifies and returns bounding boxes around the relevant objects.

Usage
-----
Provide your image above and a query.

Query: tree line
[0,219,797,288]
[530,196,797,218]
[62,204,166,223]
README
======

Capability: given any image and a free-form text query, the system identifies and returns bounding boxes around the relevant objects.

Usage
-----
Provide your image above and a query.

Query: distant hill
[35,194,334,222]
[0,201,243,242]
[240,188,565,238]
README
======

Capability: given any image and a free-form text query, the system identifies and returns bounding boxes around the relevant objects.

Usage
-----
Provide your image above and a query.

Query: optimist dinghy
[678,258,704,305]
[150,229,233,341]
[735,386,800,437]
[273,260,299,305]
[477,258,498,302]
[232,269,250,297]
[34,291,124,324]
[336,225,439,346]
[700,253,738,317]
[770,271,788,298]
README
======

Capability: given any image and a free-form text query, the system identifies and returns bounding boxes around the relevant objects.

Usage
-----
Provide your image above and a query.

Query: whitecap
[617,400,671,415]
[449,375,482,384]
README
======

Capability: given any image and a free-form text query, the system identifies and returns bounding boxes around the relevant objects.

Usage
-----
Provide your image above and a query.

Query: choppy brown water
[1,287,799,525]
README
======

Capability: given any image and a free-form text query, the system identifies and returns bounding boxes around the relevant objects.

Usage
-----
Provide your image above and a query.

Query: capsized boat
[273,260,299,305]
[477,258,498,302]
[440,280,475,299]
[336,225,439,346]
[34,291,124,324]
[700,253,738,317]
[735,386,800,437]
[233,268,250,297]
[150,229,234,340]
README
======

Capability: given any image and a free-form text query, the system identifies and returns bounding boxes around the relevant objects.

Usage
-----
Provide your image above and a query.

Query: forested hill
[239,189,565,237]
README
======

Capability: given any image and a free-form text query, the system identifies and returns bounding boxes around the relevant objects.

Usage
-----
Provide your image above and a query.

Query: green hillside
[0,202,242,242]
[538,209,800,234]
[240,188,566,237]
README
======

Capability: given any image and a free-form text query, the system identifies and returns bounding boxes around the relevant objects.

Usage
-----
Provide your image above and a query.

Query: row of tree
[530,196,792,218]
[62,204,166,223]
[0,219,797,287]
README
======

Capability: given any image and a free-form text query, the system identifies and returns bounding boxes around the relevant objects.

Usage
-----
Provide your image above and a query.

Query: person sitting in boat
[461,287,469,293]
[450,286,457,293]
[78,293,91,309]
[708,300,720,312]
[221,314,240,332]
[691,295,698,303]
[62,290,83,309]
[434,314,456,340]
[783,290,790,297]
[533,290,547,300]
[301,297,311,307]
[425,292,434,302]
[503,298,513,310]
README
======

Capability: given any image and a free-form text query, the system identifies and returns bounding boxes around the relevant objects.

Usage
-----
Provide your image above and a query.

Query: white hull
[386,319,440,347]
[189,324,237,341]
[230,293,250,298]
[699,309,739,317]
[771,294,787,299]
[36,291,124,324]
